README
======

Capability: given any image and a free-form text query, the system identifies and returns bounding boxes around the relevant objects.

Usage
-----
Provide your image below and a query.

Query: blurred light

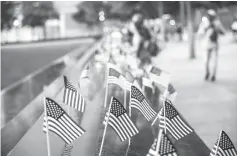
[103,27,109,32]
[202,16,208,23]
[34,2,39,7]
[163,14,171,20]
[13,20,19,27]
[169,20,176,26]
[122,28,128,34]
[99,11,105,17]
[99,16,105,22]
[111,31,122,39]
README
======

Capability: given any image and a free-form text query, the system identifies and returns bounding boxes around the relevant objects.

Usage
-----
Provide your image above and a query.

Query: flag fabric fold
[159,100,193,140]
[210,131,237,156]
[43,97,85,144]
[131,85,157,121]
[104,97,139,141]
[63,76,86,112]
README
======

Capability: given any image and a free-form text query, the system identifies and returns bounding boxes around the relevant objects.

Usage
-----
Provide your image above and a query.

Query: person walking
[197,9,225,81]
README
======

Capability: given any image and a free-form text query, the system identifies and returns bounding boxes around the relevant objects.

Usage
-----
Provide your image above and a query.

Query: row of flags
[42,56,237,156]
[147,129,237,156]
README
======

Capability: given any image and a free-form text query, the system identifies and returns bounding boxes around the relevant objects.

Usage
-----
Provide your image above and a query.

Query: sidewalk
[152,34,237,149]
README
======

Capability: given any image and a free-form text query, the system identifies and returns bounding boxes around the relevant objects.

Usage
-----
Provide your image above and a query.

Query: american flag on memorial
[107,64,126,90]
[63,76,85,112]
[123,71,136,91]
[142,77,155,92]
[125,71,143,92]
[104,97,139,141]
[167,83,178,103]
[163,83,178,103]
[210,131,237,156]
[43,97,85,144]
[159,100,193,140]
[131,85,157,121]
[80,64,89,79]
[147,130,177,156]
[148,65,170,88]
[62,143,73,156]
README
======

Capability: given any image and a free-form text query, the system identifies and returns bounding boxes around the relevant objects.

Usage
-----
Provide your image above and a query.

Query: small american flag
[80,64,89,79]
[107,65,126,90]
[63,76,85,112]
[148,65,170,88]
[142,77,155,92]
[43,97,85,144]
[124,71,143,92]
[210,131,237,156]
[104,97,139,141]
[167,83,178,103]
[147,130,177,156]
[62,143,73,156]
[131,85,157,121]
[159,100,193,140]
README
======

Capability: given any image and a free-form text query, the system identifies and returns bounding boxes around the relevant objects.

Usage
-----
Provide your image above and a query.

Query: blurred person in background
[176,23,183,41]
[231,18,237,39]
[120,13,151,69]
[197,9,225,82]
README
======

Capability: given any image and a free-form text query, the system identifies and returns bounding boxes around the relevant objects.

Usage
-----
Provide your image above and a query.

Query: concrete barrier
[1,38,96,127]
[1,38,103,156]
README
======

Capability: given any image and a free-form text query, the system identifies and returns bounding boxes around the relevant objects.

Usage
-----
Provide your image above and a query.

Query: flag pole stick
[67,106,70,115]
[156,129,163,153]
[151,90,168,126]
[104,65,109,108]
[125,89,132,156]
[44,97,51,156]
[163,100,167,134]
[99,97,113,156]
[151,112,160,126]
[124,89,126,109]
[214,130,222,156]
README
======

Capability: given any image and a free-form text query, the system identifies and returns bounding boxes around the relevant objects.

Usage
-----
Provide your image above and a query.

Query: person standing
[197,9,225,81]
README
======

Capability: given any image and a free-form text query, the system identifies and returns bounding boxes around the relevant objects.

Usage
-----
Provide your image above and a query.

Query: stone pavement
[152,34,237,149]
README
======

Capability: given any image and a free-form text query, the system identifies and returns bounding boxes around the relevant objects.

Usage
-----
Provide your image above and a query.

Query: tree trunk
[158,1,166,42]
[158,1,164,18]
[43,23,47,40]
[179,1,185,26]
[186,1,195,59]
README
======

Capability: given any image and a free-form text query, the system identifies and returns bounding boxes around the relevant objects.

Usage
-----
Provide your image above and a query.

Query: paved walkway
[152,34,237,149]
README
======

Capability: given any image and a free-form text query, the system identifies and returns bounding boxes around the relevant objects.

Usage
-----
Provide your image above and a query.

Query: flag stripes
[62,144,73,156]
[159,115,192,140]
[159,101,193,140]
[131,98,156,121]
[131,85,157,121]
[104,97,139,141]
[43,98,85,144]
[80,64,89,79]
[63,76,85,112]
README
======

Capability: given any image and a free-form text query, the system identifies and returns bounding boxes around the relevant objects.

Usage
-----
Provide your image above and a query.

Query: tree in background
[1,1,20,30]
[22,1,59,39]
